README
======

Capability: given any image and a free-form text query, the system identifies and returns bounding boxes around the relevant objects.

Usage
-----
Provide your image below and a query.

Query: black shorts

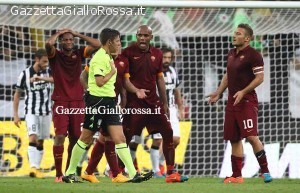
[83,94,121,133]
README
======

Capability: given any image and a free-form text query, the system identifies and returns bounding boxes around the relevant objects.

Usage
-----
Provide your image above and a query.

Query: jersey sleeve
[122,49,131,78]
[84,64,90,72]
[251,51,264,75]
[78,46,88,58]
[16,71,26,90]
[157,50,164,77]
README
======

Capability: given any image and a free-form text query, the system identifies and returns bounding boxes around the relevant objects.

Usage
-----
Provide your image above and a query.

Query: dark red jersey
[122,43,163,107]
[49,47,88,101]
[227,45,264,106]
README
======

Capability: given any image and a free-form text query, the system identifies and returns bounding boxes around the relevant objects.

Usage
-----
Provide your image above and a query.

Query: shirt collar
[234,45,250,55]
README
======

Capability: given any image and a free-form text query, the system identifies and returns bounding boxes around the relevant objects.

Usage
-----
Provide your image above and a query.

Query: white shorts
[25,114,51,140]
[130,106,180,143]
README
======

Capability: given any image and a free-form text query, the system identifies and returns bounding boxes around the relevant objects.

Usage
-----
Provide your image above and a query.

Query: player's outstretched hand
[163,104,170,118]
[14,115,21,128]
[233,90,245,106]
[30,75,44,82]
[207,92,220,105]
[179,107,185,120]
[136,89,149,99]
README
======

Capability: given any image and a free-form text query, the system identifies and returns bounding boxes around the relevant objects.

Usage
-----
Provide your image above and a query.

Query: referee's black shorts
[83,94,121,133]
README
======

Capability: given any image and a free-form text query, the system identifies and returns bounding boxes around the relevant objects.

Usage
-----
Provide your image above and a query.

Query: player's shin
[36,146,44,169]
[28,142,38,168]
[160,130,175,174]
[115,143,136,178]
[150,146,160,173]
[85,140,105,175]
[65,140,88,176]
[105,141,119,178]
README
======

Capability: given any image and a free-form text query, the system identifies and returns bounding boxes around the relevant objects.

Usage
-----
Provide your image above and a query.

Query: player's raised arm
[69,30,101,57]
[80,68,89,90]
[45,29,69,58]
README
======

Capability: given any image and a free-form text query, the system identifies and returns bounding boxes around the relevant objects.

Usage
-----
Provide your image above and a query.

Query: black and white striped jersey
[163,66,180,107]
[16,66,52,115]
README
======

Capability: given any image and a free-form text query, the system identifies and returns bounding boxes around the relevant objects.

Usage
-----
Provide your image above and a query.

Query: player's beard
[38,63,47,71]
[163,62,170,69]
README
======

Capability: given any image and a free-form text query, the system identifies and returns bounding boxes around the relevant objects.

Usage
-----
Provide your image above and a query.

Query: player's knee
[54,135,65,145]
[100,134,107,142]
[98,137,106,144]
[110,133,126,144]
[79,135,94,145]
[37,140,44,147]
[151,145,160,150]
[28,134,38,142]
[152,139,162,146]
[246,136,260,146]
[161,128,173,138]
[173,137,180,147]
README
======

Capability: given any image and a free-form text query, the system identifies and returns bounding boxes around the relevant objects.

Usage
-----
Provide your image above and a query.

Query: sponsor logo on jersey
[151,56,155,61]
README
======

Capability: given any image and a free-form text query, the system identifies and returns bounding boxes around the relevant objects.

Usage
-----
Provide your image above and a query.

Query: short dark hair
[100,28,120,45]
[237,23,253,37]
[161,47,174,57]
[35,48,47,59]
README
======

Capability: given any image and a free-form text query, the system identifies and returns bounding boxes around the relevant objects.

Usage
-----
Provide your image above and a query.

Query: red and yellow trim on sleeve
[84,65,89,72]
[157,72,164,77]
[124,73,130,78]
[252,66,264,75]
[83,46,90,58]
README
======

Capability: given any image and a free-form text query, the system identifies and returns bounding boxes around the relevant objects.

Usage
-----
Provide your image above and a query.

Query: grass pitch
[0,177,299,193]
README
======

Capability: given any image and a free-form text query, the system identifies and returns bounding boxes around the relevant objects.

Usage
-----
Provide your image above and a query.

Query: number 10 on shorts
[243,119,253,129]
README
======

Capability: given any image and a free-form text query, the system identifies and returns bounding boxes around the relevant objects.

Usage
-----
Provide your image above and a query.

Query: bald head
[136,25,153,52]
[137,25,152,35]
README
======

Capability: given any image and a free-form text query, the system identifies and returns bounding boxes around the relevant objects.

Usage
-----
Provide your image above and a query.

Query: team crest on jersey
[133,56,140,60]
[151,56,155,61]
[119,61,124,67]
[240,55,245,60]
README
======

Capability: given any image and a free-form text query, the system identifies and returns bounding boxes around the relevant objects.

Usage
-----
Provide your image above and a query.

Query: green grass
[0,177,299,193]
